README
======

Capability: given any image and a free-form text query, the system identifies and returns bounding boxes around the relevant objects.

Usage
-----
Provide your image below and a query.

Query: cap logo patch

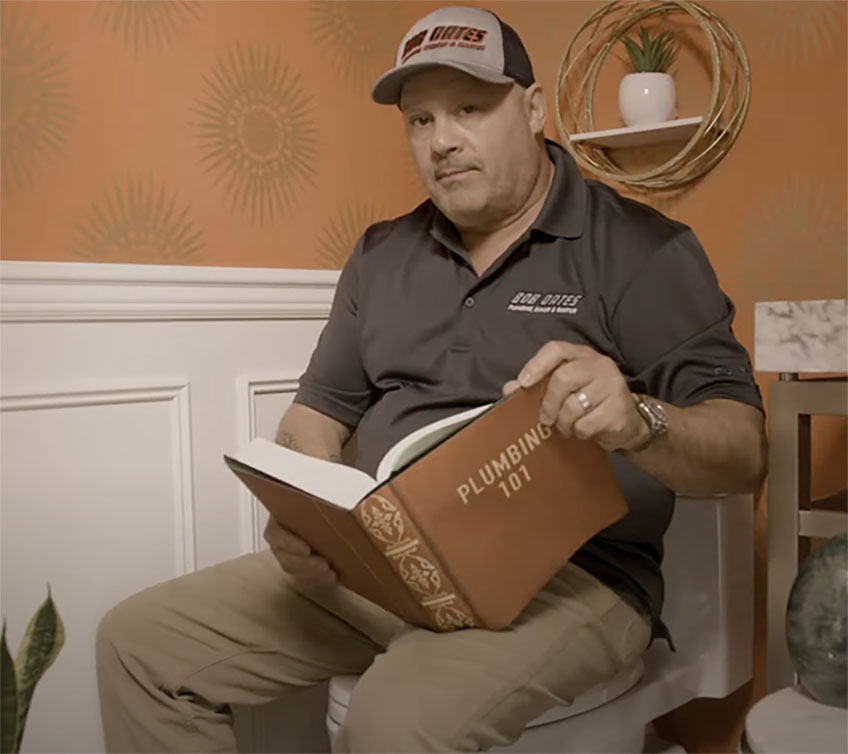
[401,30,428,62]
[401,26,489,63]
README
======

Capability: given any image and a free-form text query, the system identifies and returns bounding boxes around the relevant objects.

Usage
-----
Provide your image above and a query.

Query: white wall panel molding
[1,380,197,574]
[0,261,338,323]
[0,263,335,751]
[235,374,301,553]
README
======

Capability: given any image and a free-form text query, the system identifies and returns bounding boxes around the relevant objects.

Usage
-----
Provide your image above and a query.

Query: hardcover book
[224,380,628,631]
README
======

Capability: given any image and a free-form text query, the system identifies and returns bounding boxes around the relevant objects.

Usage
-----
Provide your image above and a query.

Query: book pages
[375,403,492,483]
[228,438,376,509]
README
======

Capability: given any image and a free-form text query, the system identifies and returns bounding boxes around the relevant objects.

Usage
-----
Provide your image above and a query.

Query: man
[96,6,766,752]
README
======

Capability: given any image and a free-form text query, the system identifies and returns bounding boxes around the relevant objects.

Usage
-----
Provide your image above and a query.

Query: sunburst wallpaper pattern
[316,200,384,269]
[309,1,407,91]
[1,1,73,191]
[193,42,318,225]
[93,0,203,55]
[1,0,845,288]
[739,0,847,67]
[73,176,205,263]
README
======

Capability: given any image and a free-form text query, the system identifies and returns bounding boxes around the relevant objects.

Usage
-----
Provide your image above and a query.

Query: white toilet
[325,493,754,752]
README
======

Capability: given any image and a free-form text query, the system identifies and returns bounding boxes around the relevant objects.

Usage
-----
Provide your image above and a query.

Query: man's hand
[503,341,649,453]
[264,518,337,587]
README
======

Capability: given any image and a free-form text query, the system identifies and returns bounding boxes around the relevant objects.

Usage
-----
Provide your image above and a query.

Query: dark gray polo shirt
[294,139,762,638]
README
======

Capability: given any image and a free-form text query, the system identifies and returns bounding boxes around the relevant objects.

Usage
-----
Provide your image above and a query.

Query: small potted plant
[618,26,678,127]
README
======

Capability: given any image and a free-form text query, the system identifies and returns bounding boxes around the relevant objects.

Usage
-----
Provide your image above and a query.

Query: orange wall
[2,1,846,748]
[2,1,845,283]
[3,0,844,513]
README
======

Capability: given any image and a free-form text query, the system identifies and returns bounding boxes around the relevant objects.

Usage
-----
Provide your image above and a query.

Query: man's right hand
[264,518,337,587]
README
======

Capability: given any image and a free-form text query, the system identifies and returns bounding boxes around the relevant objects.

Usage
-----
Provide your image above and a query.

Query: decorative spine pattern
[356,493,476,631]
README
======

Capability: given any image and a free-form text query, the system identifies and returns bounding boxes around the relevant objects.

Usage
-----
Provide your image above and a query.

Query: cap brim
[371,62,514,105]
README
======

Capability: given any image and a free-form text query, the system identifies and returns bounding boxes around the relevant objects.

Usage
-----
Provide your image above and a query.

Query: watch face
[636,395,667,435]
[647,399,668,434]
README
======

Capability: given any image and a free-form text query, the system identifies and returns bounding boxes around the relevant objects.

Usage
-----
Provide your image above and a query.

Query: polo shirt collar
[533,139,587,239]
[429,209,464,256]
[428,139,588,249]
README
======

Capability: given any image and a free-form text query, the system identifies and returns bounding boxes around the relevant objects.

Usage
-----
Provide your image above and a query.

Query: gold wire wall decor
[555,0,751,189]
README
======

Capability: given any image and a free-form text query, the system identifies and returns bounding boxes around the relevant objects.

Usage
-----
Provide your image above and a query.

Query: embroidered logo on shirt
[507,291,583,315]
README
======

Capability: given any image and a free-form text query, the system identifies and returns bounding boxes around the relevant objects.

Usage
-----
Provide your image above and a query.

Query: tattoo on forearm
[275,431,304,453]
[275,431,344,464]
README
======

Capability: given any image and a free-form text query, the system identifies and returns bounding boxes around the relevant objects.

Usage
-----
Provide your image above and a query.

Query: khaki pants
[96,550,650,753]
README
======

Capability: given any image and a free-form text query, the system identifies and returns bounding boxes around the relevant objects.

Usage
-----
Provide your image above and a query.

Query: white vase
[618,72,676,127]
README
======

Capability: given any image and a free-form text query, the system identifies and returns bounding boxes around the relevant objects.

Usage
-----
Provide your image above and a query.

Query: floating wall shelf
[555,1,750,189]
[569,116,704,149]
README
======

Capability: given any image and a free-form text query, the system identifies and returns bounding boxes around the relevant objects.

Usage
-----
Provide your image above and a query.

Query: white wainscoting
[0,261,338,753]
[236,374,302,554]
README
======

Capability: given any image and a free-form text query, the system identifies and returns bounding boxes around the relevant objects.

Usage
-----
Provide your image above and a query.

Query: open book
[225,379,628,631]
[231,402,492,512]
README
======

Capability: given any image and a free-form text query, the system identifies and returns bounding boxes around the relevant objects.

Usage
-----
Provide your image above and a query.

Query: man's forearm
[275,430,343,463]
[274,403,351,463]
[627,398,767,495]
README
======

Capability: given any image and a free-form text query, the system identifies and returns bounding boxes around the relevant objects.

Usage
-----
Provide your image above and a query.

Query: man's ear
[524,83,547,136]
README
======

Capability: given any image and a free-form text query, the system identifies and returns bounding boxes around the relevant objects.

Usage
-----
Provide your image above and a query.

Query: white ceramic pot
[618,72,676,127]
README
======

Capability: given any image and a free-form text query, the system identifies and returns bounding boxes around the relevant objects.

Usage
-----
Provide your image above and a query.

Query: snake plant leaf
[12,589,64,752]
[1,623,19,754]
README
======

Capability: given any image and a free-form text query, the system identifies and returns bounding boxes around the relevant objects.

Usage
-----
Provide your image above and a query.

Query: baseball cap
[371,6,535,106]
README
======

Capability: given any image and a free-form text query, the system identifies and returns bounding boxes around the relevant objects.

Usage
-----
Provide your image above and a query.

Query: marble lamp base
[755,299,847,375]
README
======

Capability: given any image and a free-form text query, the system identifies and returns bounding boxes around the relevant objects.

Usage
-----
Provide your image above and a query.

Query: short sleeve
[293,239,376,427]
[610,230,763,410]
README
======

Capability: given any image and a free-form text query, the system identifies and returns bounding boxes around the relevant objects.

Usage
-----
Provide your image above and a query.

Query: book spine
[354,487,479,631]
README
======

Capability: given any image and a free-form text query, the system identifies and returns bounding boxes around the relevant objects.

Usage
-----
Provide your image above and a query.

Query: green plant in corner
[1,589,64,754]
[621,26,677,73]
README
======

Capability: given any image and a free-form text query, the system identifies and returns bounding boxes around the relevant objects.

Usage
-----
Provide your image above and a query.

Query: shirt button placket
[454,293,476,350]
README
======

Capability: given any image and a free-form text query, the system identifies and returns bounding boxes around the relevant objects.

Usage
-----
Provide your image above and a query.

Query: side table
[754,299,848,692]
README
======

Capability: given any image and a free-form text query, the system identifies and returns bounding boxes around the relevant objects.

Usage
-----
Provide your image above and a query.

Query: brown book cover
[224,380,629,631]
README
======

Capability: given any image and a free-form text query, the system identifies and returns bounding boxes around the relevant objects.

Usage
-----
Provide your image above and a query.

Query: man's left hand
[503,341,650,452]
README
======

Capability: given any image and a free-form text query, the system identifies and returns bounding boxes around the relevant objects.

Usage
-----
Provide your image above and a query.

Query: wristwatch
[630,393,669,451]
